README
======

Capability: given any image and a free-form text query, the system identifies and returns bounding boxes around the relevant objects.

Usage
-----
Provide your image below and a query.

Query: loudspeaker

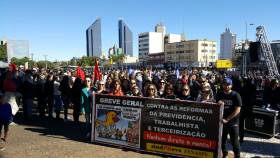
[249,42,260,62]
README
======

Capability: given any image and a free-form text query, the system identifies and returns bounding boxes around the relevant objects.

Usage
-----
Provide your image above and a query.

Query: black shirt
[216,90,242,125]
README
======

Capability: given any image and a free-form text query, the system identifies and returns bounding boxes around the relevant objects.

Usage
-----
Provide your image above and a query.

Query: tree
[79,56,96,67]
[11,57,29,66]
[0,42,7,62]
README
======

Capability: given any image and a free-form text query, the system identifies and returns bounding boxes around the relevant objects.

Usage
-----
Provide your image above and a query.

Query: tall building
[138,32,164,63]
[86,18,102,57]
[1,39,29,62]
[220,28,236,60]
[155,23,166,34]
[118,19,133,56]
[138,23,183,63]
[165,39,217,67]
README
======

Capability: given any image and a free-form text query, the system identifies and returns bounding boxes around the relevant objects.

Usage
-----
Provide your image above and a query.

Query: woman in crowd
[145,84,158,98]
[109,80,124,96]
[196,84,215,103]
[157,79,165,97]
[81,77,93,138]
[179,84,193,101]
[162,83,176,99]
[130,85,142,97]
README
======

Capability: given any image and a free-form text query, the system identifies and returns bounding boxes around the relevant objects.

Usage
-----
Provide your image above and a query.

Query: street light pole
[242,23,254,76]
[44,55,48,70]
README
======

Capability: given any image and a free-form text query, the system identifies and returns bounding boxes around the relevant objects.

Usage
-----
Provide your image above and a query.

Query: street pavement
[0,112,279,158]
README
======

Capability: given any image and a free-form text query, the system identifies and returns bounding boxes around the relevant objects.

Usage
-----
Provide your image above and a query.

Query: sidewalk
[0,113,279,158]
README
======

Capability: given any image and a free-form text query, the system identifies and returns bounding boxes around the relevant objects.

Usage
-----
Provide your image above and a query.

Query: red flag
[76,66,85,81]
[93,59,101,81]
[9,63,17,72]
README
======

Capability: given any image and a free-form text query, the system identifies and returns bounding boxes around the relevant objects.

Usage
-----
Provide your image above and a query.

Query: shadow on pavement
[13,112,90,144]
[240,135,280,156]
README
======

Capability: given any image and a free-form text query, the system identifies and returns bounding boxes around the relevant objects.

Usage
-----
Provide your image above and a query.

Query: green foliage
[111,53,126,63]
[11,57,30,66]
[0,43,7,62]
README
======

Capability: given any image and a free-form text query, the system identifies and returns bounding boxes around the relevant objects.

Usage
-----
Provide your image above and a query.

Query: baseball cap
[223,78,232,85]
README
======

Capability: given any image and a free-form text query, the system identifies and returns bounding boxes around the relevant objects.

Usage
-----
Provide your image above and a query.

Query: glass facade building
[118,20,133,56]
[86,18,102,57]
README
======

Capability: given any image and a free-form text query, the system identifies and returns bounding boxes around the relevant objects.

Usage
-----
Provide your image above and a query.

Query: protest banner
[92,94,224,158]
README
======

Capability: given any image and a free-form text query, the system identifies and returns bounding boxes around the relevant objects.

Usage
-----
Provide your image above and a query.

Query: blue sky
[1,0,280,61]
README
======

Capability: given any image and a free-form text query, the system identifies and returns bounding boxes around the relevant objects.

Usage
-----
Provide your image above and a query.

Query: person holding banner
[216,78,242,158]
[162,83,176,99]
[196,84,215,103]
[179,84,194,101]
[109,80,124,96]
[145,84,159,98]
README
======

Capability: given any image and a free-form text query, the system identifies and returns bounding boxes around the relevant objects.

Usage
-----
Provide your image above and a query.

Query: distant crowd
[0,65,279,158]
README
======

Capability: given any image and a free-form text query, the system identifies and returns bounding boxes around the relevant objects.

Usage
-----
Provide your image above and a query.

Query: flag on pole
[9,63,17,72]
[93,58,101,81]
[76,66,85,81]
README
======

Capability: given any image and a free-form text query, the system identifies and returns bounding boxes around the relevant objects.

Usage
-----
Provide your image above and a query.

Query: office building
[1,39,29,62]
[118,19,133,56]
[165,39,217,67]
[138,32,164,63]
[220,28,236,60]
[86,18,102,57]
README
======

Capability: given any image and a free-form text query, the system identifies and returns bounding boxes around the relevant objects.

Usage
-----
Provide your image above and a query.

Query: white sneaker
[0,147,5,151]
[9,122,17,126]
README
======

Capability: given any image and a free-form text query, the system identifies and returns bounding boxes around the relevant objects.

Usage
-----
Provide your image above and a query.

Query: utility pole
[30,53,34,61]
[243,23,254,76]
[44,55,48,69]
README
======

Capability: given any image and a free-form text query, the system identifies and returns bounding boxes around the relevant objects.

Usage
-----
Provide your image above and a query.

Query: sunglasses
[131,82,136,84]
[202,90,210,93]
[183,89,189,91]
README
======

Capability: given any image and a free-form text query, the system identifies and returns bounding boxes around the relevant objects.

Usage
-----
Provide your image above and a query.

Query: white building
[138,32,164,63]
[138,23,183,63]
[165,34,182,44]
[1,39,29,62]
[220,28,236,60]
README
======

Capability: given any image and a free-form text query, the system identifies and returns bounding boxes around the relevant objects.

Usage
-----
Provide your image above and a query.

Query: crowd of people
[0,64,280,157]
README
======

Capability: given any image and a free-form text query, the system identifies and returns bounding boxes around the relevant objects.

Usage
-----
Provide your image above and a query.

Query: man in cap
[216,77,242,158]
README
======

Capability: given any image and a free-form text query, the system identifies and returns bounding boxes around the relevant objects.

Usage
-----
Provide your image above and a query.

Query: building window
[202,43,208,46]
[139,34,148,38]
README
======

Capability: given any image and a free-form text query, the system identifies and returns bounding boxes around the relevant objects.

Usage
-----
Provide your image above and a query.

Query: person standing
[45,73,54,118]
[0,92,12,143]
[22,70,34,120]
[59,75,71,121]
[216,78,242,158]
